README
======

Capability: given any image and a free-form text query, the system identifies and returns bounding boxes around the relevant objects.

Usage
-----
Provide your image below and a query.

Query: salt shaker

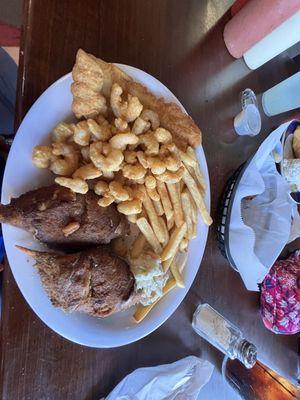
[192,303,257,369]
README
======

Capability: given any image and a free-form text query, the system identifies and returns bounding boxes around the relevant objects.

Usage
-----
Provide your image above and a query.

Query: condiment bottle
[262,72,300,117]
[243,11,300,70]
[223,0,300,59]
[222,357,300,399]
[192,303,257,369]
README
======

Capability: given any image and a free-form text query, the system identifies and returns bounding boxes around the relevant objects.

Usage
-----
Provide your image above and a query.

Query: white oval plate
[1,64,210,348]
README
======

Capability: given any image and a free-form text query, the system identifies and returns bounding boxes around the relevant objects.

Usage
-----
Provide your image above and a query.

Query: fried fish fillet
[71,49,201,149]
[17,246,136,317]
[0,184,128,249]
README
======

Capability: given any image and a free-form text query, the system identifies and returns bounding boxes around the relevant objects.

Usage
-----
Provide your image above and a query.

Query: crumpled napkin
[104,356,214,400]
[228,121,300,291]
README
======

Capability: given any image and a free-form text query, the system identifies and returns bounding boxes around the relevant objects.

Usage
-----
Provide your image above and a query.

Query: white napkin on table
[104,356,214,400]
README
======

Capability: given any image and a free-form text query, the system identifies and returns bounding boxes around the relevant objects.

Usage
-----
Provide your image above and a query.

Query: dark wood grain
[1,1,299,399]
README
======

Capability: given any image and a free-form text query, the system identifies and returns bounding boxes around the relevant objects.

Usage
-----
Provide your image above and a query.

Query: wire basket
[216,162,248,271]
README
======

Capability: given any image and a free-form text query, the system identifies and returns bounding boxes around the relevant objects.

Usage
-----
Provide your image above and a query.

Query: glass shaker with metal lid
[192,303,257,369]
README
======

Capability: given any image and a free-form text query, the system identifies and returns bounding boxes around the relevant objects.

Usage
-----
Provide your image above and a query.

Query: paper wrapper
[104,356,214,400]
[228,121,300,291]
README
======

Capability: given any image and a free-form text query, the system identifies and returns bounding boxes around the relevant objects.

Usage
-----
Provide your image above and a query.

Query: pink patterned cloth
[260,251,300,334]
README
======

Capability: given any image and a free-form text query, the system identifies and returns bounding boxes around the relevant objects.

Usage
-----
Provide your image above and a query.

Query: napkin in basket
[103,356,214,400]
[228,121,300,291]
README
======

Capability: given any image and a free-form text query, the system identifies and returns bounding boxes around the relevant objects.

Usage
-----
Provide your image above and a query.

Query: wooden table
[1,1,299,399]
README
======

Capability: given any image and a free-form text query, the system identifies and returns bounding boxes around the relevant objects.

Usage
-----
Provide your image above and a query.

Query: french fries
[146,186,160,202]
[161,222,187,261]
[127,214,137,223]
[162,248,188,273]
[170,260,185,288]
[177,253,188,272]
[162,253,175,272]
[159,216,169,246]
[133,278,177,323]
[136,217,162,254]
[179,238,188,252]
[184,163,200,191]
[157,181,174,229]
[167,215,175,231]
[166,182,184,228]
[131,233,146,259]
[181,190,193,239]
[186,147,207,190]
[182,166,212,226]
[179,148,196,167]
[179,179,185,192]
[153,198,164,216]
[188,192,197,238]
[142,189,165,244]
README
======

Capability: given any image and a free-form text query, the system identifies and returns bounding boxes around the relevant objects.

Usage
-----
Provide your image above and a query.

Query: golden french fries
[162,253,175,272]
[167,215,175,231]
[158,216,169,246]
[186,147,206,190]
[161,222,187,261]
[179,179,184,192]
[133,278,177,323]
[182,166,212,226]
[175,181,181,197]
[177,253,188,273]
[194,166,206,191]
[184,162,199,187]
[166,182,184,228]
[170,260,185,288]
[179,149,196,167]
[153,198,164,216]
[184,162,206,199]
[136,217,162,254]
[133,301,157,324]
[179,238,188,252]
[146,186,160,202]
[127,214,137,223]
[131,232,146,259]
[142,189,165,244]
[156,181,174,229]
[189,194,198,238]
[162,249,188,273]
[181,190,193,240]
